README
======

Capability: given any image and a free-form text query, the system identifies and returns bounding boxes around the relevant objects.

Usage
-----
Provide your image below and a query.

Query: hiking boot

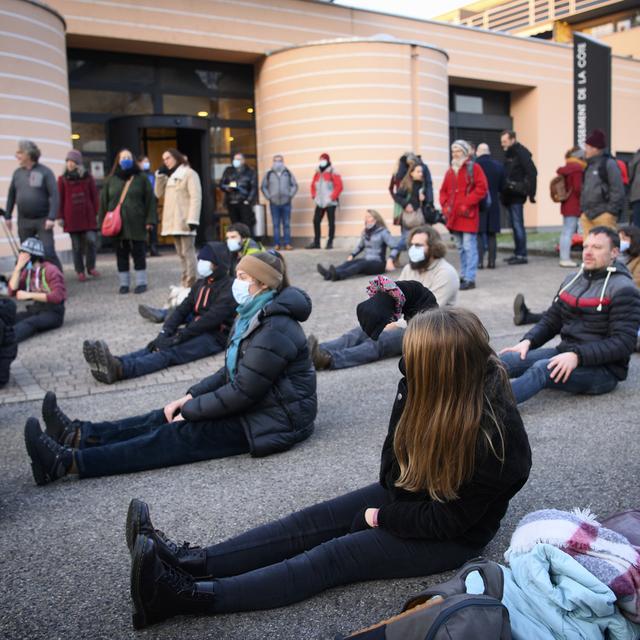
[138,304,167,324]
[307,335,332,370]
[305,242,320,249]
[24,417,73,486]
[92,340,123,384]
[83,339,98,366]
[134,285,147,295]
[119,286,130,294]
[459,280,476,291]
[506,256,528,265]
[126,499,207,577]
[42,391,78,446]
[274,244,281,251]
[329,265,338,281]
[317,264,330,280]
[513,293,528,326]
[130,535,215,630]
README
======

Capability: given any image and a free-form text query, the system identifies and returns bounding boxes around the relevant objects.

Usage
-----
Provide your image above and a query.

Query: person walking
[626,149,640,228]
[57,149,100,281]
[3,140,60,266]
[99,149,156,294]
[554,147,586,268]
[138,155,160,257]
[500,130,537,265]
[476,143,505,269]
[261,154,298,251]
[579,129,625,236]
[154,149,202,288]
[220,153,258,229]
[440,140,488,290]
[307,153,343,249]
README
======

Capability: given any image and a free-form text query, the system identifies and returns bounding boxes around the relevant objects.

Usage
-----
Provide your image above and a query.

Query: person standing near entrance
[220,153,258,230]
[138,155,160,257]
[307,153,343,249]
[57,149,100,282]
[99,149,156,294]
[154,149,202,288]
[3,140,60,266]
[261,154,298,250]
[475,143,504,270]
[500,130,537,266]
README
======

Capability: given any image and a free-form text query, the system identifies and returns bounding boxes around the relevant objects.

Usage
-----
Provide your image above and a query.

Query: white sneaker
[559,260,577,268]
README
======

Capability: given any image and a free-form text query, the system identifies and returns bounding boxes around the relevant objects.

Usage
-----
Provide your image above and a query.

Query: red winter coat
[556,158,586,217]
[439,160,488,234]
[57,171,99,233]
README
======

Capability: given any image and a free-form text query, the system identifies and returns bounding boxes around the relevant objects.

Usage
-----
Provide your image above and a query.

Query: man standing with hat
[580,128,625,236]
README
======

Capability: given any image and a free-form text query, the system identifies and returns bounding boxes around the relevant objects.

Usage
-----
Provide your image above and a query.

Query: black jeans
[334,259,385,281]
[115,239,146,272]
[197,483,479,613]
[75,409,249,478]
[228,202,255,229]
[313,205,336,244]
[70,231,97,273]
[14,303,64,343]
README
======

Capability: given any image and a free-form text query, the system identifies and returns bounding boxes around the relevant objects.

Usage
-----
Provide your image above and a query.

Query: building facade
[1,0,639,258]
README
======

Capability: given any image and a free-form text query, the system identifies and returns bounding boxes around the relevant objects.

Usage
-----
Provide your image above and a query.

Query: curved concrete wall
[255,40,449,237]
[0,0,70,256]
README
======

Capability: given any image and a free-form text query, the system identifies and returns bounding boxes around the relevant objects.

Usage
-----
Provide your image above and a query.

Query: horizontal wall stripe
[260,114,413,131]
[262,98,413,116]
[447,62,571,85]
[0,72,68,94]
[613,74,640,86]
[262,129,413,145]
[264,51,411,73]
[419,86,448,97]
[0,52,66,77]
[0,135,71,148]
[612,86,640,96]
[419,116,450,126]
[418,72,448,83]
[0,9,65,40]
[260,83,411,102]
[0,29,65,57]
[418,102,448,112]
[0,115,69,129]
[0,93,68,112]
[260,67,410,88]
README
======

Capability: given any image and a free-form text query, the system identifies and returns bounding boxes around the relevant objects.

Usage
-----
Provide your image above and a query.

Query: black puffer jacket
[182,287,316,456]
[0,298,18,387]
[523,260,640,380]
[501,142,537,205]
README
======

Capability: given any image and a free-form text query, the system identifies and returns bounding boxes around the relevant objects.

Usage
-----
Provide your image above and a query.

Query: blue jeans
[507,203,527,258]
[334,259,385,281]
[321,326,404,369]
[452,231,478,282]
[75,409,249,478]
[270,203,292,246]
[119,332,225,379]
[500,347,618,404]
[197,483,480,613]
[559,216,579,262]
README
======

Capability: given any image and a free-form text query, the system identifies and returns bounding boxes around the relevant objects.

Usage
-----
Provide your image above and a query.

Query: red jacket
[556,158,586,216]
[57,172,99,233]
[310,167,343,207]
[439,160,488,234]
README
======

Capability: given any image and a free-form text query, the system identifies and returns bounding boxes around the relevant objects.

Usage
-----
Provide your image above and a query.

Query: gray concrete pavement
[1,246,639,639]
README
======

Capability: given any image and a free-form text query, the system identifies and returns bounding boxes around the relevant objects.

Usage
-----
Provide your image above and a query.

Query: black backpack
[336,558,512,640]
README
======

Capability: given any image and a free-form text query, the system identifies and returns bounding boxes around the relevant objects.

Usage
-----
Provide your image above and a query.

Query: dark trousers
[14,303,64,343]
[313,205,336,244]
[477,232,497,267]
[321,326,404,369]
[119,332,225,379]
[228,203,255,229]
[116,239,146,272]
[147,224,159,254]
[334,258,385,281]
[17,216,61,269]
[507,203,527,258]
[198,483,479,613]
[70,231,97,274]
[75,409,249,478]
[632,201,640,228]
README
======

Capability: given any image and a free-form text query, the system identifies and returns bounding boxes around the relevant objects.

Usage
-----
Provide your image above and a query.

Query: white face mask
[142,161,150,171]
[197,259,213,278]
[226,238,242,252]
[232,278,252,305]
[619,240,630,253]
[319,159,328,169]
[232,159,243,169]
[408,244,426,263]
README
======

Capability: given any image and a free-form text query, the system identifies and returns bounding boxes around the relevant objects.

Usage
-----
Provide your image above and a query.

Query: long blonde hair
[394,308,508,501]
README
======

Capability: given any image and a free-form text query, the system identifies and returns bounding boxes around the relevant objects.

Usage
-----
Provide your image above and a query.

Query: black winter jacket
[523,261,640,380]
[182,287,317,456]
[0,298,18,386]
[220,165,258,206]
[501,142,537,205]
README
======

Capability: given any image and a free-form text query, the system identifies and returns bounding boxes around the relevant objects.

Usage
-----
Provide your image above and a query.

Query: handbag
[101,177,133,237]
[401,207,425,229]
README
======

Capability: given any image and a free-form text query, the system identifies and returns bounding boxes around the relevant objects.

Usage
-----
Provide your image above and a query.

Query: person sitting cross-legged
[499,226,640,404]
[308,225,458,370]
[83,242,235,384]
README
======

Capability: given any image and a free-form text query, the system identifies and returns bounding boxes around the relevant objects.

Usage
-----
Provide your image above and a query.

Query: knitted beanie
[237,252,283,289]
[451,140,471,156]
[66,149,83,165]
[585,129,606,149]
[197,244,216,263]
[319,152,331,162]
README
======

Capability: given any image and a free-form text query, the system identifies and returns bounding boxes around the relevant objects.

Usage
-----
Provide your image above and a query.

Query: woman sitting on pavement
[316,209,399,281]
[7,237,66,343]
[24,251,316,484]
[82,242,236,384]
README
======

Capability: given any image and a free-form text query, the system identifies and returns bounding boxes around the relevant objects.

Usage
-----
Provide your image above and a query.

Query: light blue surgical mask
[119,157,133,170]
[408,244,426,263]
[232,278,252,305]
[197,260,213,278]
[232,159,243,169]
[272,161,284,172]
[226,238,242,253]
[319,159,328,169]
[619,240,630,253]
[142,161,150,171]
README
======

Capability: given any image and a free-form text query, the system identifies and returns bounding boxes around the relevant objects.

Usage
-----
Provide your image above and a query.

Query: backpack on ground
[336,557,512,640]
[549,174,571,203]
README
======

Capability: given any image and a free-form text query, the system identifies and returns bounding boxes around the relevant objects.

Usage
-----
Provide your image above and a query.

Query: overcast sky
[332,0,469,19]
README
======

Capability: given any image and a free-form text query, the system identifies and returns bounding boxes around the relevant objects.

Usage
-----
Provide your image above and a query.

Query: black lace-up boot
[42,391,79,446]
[24,418,73,485]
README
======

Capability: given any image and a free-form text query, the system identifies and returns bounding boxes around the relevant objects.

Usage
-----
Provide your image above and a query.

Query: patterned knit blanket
[505,509,640,622]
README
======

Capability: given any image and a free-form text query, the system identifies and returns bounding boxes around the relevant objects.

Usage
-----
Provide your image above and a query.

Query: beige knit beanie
[237,253,283,289]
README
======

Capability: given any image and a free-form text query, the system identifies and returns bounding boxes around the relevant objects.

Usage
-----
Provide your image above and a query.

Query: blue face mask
[232,159,243,169]
[119,157,133,170]
[142,161,150,171]
[232,278,252,305]
[226,238,242,253]
[619,240,630,253]
[197,260,213,278]
[408,244,426,264]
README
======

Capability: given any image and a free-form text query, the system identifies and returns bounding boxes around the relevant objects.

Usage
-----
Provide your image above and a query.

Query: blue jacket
[477,155,505,234]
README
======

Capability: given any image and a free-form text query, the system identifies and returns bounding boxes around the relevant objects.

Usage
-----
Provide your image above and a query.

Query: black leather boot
[24,418,73,486]
[91,340,123,384]
[42,391,79,445]
[130,535,215,630]
[126,499,208,577]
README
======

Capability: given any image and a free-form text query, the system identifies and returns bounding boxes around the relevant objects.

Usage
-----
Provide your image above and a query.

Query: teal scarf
[226,290,276,380]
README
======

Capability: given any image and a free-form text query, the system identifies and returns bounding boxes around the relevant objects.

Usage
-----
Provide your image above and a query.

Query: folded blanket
[506,508,640,622]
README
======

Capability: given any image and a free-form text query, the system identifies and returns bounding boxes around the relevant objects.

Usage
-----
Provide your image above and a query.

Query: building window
[454,94,483,114]
[70,89,153,115]
[70,122,107,154]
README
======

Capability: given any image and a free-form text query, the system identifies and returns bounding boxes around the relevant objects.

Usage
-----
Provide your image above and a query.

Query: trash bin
[253,204,266,238]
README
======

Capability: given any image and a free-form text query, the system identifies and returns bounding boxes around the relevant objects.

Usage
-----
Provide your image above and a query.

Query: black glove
[349,508,370,533]
[529,195,536,204]
[357,291,397,341]
[149,332,174,351]
[188,223,198,231]
[146,337,158,351]
[395,280,437,321]
[157,165,170,176]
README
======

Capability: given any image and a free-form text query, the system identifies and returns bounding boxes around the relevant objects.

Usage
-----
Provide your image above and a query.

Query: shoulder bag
[102,177,133,237]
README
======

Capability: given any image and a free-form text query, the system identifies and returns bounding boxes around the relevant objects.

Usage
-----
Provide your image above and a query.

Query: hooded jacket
[580,153,625,219]
[182,286,317,457]
[556,158,586,217]
[57,169,99,233]
[501,142,537,206]
[351,224,400,262]
[523,260,640,380]
[162,242,235,342]
[439,158,488,234]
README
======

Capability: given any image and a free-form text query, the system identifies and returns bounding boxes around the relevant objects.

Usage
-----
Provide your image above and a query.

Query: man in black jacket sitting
[83,242,235,384]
